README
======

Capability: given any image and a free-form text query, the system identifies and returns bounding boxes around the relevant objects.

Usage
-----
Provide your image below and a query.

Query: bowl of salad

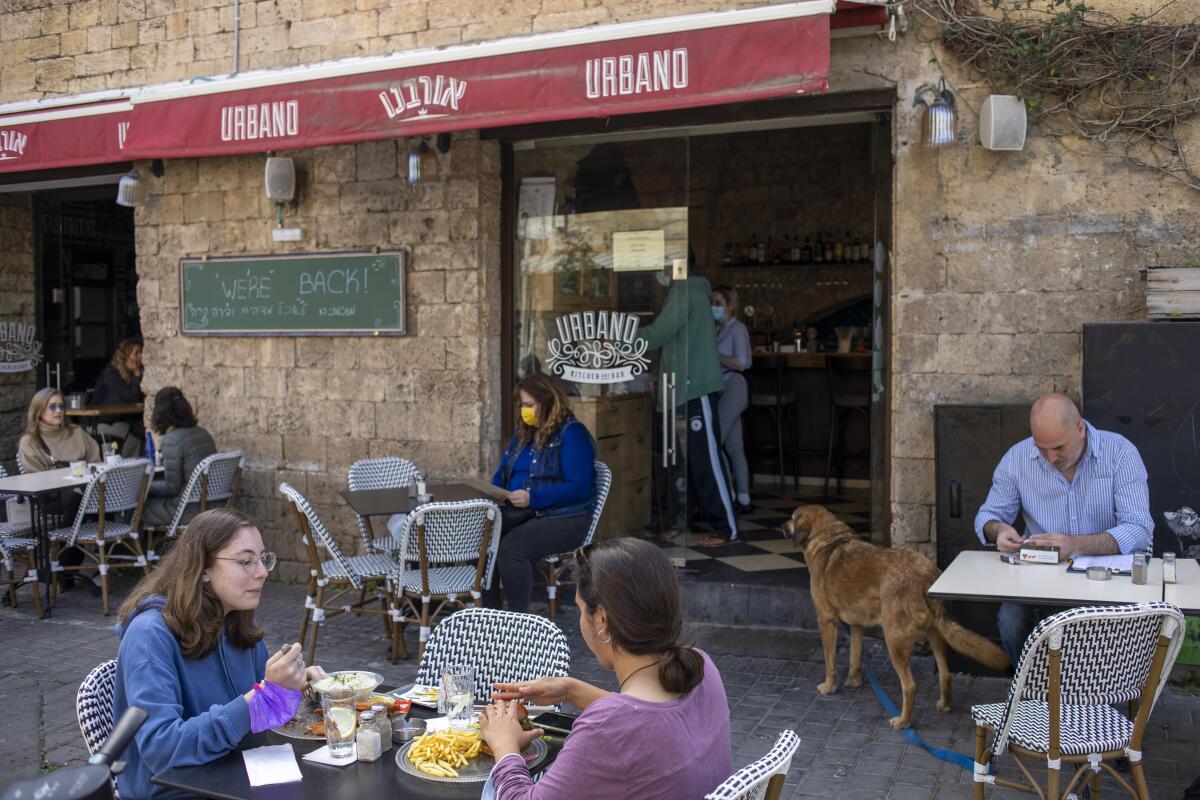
[310,670,384,702]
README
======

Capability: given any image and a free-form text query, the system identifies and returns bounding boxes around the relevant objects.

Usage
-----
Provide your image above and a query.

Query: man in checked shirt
[974,393,1153,666]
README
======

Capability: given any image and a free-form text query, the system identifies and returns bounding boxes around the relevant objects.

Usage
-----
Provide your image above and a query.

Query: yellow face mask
[520,406,540,427]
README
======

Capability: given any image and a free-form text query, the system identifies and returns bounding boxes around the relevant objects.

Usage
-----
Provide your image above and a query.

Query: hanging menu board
[180,252,406,335]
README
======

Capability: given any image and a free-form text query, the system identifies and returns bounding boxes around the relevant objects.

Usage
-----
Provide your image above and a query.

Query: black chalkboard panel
[180,252,406,335]
[1082,322,1200,557]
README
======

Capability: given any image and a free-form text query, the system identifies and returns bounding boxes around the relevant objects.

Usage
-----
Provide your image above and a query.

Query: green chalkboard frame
[179,251,407,336]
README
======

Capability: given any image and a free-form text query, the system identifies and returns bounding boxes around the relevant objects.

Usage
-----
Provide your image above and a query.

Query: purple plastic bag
[249,680,302,733]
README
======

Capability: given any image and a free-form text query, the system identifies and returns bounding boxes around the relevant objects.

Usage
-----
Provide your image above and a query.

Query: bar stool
[823,355,871,499]
[749,356,800,491]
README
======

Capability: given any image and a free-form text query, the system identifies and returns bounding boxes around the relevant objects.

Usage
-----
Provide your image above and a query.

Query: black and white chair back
[415,607,570,702]
[987,602,1185,758]
[77,659,119,755]
[347,457,422,554]
[706,730,800,800]
[0,464,32,538]
[396,499,502,593]
[65,460,153,547]
[150,451,244,560]
[541,460,611,619]
[279,481,361,588]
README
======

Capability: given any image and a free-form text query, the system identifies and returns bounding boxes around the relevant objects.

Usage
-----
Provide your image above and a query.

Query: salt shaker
[1163,552,1177,584]
[371,703,392,751]
[1131,552,1147,585]
[356,711,382,762]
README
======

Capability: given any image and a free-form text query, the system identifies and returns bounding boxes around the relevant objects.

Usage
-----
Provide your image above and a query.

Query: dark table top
[152,695,562,800]
[338,484,490,517]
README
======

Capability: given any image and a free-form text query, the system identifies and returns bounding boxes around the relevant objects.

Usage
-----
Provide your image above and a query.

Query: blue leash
[848,627,986,775]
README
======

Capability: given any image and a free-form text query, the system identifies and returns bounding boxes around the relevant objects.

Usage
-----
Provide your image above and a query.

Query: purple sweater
[491,650,731,800]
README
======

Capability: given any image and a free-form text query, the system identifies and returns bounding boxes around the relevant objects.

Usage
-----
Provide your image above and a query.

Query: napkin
[242,744,303,786]
[302,744,358,766]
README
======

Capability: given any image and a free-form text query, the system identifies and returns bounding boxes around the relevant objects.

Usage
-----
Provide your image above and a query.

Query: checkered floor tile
[645,488,873,584]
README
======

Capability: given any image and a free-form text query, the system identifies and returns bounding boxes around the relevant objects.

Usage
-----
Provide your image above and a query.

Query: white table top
[1164,558,1200,614]
[0,463,162,496]
[0,466,91,495]
[929,550,1165,607]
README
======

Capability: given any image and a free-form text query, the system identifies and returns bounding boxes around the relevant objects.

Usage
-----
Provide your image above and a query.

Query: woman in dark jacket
[93,337,146,457]
[142,387,217,529]
[490,373,595,612]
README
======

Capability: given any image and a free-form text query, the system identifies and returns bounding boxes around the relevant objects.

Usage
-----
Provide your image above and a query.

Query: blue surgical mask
[711,306,726,321]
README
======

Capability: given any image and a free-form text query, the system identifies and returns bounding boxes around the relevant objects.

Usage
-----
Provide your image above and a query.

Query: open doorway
[35,188,138,396]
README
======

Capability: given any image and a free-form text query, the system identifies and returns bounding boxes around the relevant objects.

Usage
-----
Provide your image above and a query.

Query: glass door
[510,135,694,566]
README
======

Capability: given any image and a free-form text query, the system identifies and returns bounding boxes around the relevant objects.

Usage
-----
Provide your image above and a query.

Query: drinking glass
[441,665,475,730]
[321,688,358,758]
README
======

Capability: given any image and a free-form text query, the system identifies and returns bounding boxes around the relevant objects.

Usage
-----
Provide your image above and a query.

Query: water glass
[440,665,475,730]
[321,689,358,758]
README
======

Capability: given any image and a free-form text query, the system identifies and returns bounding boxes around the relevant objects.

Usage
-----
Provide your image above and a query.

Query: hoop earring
[596,629,612,645]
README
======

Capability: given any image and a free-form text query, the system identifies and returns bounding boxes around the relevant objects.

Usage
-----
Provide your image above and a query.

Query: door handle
[949,480,962,518]
[661,378,671,469]
[668,373,678,466]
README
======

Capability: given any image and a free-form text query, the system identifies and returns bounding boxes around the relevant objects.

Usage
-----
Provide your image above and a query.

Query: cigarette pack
[1019,544,1060,564]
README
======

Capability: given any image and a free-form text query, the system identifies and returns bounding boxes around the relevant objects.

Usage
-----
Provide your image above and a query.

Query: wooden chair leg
[27,553,43,619]
[1130,760,1150,799]
[974,726,987,800]
[305,582,325,666]
[389,595,409,663]
[546,562,558,621]
[98,544,111,616]
[418,598,431,660]
[762,774,787,800]
[1090,769,1102,799]
[49,541,60,608]
[1047,761,1060,800]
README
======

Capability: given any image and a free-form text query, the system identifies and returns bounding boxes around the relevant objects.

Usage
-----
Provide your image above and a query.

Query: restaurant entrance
[506,106,893,610]
[34,188,139,395]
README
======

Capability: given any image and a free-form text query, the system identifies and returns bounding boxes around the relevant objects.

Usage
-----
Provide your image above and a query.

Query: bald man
[974,394,1152,665]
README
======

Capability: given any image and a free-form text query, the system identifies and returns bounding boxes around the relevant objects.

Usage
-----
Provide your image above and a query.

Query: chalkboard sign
[180,252,406,335]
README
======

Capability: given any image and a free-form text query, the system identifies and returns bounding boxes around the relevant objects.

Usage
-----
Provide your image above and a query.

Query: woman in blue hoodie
[111,508,326,799]
[490,373,596,613]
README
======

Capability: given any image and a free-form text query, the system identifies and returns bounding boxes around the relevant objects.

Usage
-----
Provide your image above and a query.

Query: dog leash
[848,626,987,775]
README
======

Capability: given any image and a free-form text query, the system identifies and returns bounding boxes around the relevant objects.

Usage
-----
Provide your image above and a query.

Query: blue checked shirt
[974,421,1152,554]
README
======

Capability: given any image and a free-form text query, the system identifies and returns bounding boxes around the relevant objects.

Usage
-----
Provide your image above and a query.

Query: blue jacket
[492,418,596,518]
[112,596,267,799]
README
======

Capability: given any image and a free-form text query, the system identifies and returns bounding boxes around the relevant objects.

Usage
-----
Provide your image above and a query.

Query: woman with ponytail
[480,538,731,799]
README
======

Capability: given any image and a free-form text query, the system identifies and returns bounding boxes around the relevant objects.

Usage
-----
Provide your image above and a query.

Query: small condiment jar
[1163,552,1177,584]
[356,711,382,762]
[1131,552,1148,585]
[371,703,392,751]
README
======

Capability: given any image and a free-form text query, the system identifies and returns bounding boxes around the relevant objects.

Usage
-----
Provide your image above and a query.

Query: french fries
[406,728,482,778]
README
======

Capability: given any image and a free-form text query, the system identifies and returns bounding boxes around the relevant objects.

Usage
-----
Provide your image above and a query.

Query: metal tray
[395,737,548,784]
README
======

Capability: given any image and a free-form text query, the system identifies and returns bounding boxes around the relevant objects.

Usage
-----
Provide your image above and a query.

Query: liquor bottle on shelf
[748,237,759,265]
[823,233,834,263]
[801,236,813,264]
[833,234,843,263]
[790,236,800,264]
[764,235,773,265]
[813,232,824,263]
[723,242,732,266]
[843,230,853,262]
[739,240,748,264]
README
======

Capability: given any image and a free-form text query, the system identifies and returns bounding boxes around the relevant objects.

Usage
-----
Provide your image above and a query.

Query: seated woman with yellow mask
[490,373,596,613]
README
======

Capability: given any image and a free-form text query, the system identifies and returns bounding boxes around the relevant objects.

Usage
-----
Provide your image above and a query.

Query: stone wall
[132,134,502,578]
[0,195,36,474]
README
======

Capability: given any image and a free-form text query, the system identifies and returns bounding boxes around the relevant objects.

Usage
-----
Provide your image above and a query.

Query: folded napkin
[302,744,357,766]
[242,744,302,787]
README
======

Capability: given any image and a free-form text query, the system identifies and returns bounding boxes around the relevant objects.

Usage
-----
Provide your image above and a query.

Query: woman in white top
[711,286,753,513]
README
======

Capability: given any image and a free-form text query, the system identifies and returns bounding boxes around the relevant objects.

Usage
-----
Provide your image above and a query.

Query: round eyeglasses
[215,552,277,574]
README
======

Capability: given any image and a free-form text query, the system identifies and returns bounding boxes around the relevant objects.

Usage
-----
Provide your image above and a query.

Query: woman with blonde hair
[112,508,326,799]
[489,373,596,612]
[92,336,146,456]
[17,386,101,473]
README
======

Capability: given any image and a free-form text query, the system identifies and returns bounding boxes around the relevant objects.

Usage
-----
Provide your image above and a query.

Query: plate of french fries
[396,727,548,783]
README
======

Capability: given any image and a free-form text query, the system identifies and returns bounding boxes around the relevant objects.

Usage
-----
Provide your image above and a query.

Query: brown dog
[784,505,1009,729]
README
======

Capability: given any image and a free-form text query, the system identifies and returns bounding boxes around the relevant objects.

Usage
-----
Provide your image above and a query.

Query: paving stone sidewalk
[2,578,1197,799]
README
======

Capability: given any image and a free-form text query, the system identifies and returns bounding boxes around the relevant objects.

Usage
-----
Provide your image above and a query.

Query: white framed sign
[612,229,665,272]
[0,322,43,373]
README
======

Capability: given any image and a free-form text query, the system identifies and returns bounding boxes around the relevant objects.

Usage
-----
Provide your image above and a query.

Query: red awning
[0,99,131,174]
[123,1,831,159]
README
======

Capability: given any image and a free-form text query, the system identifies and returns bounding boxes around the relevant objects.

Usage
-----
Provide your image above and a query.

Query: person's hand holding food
[479,700,544,760]
[265,642,308,691]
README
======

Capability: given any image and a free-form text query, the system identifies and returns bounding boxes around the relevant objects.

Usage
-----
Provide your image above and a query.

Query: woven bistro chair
[77,659,121,799]
[415,607,570,703]
[390,499,502,661]
[0,464,32,536]
[279,482,400,666]
[971,602,1187,800]
[48,460,153,615]
[145,451,244,563]
[347,456,423,556]
[1,464,41,614]
[706,730,801,800]
[540,460,611,620]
